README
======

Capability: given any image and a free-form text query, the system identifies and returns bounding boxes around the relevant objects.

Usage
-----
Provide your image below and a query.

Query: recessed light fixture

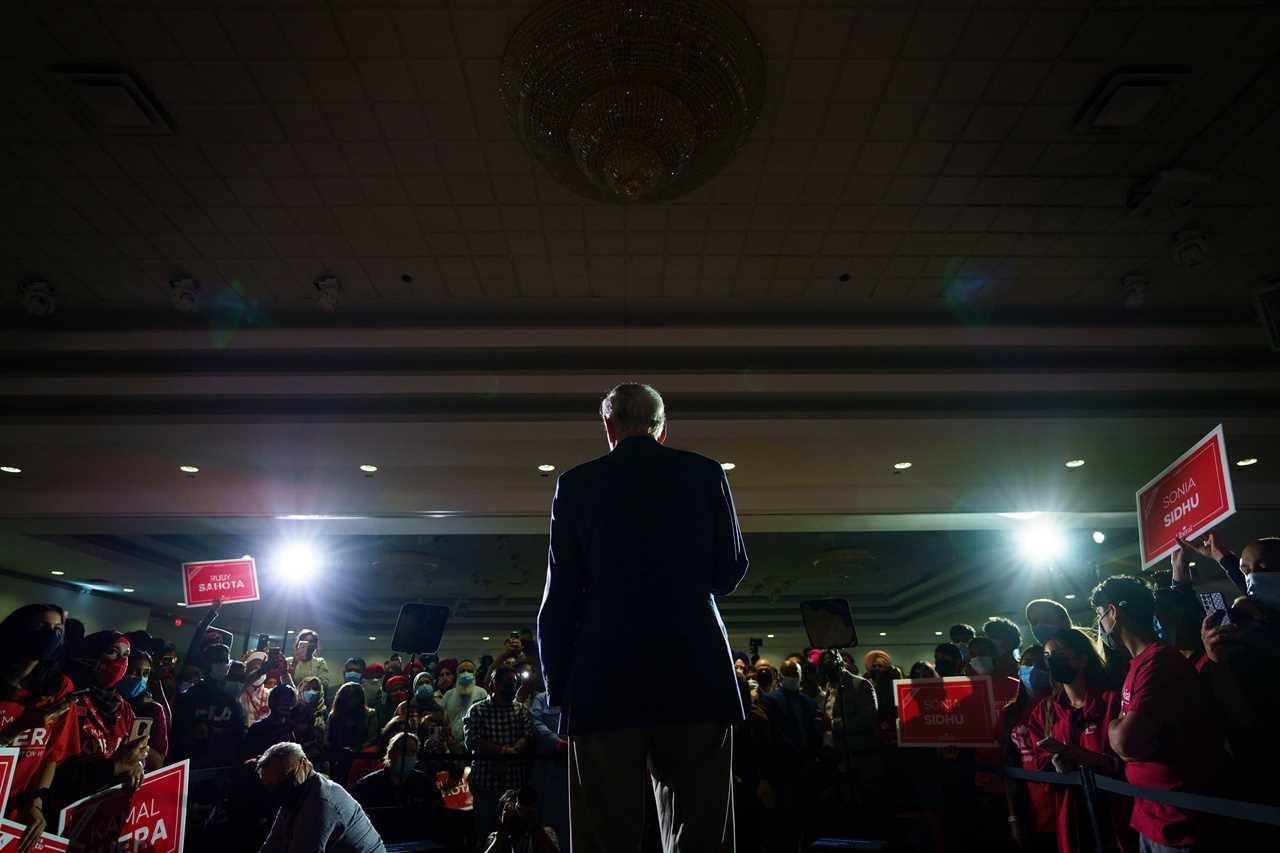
[766,633,775,638]
[360,464,378,473]
[122,587,135,593]
[537,464,555,472]
[1065,459,1086,468]
[287,630,294,634]
[721,462,736,471]
[176,602,186,607]
[878,631,887,636]
[1,466,21,474]
[935,631,943,636]
[1092,531,1106,544]
[893,461,912,470]
[1189,561,1197,567]
[1064,593,1076,600]
[482,635,491,641]
[50,570,65,576]
[1236,458,1259,467]
[368,636,377,641]
[179,465,199,474]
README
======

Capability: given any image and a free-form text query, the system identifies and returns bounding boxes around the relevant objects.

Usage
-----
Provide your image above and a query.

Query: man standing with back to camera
[538,383,749,853]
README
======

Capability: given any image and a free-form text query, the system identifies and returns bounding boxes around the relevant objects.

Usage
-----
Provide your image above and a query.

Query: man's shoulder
[560,443,723,483]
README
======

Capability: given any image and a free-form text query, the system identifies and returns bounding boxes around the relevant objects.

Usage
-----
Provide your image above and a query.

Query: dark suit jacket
[537,435,749,736]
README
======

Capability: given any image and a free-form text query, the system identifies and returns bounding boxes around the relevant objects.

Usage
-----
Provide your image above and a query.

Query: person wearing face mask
[376,675,408,729]
[257,741,386,853]
[1029,628,1132,853]
[352,732,445,818]
[51,632,150,815]
[1026,599,1073,646]
[464,665,534,847]
[343,657,366,690]
[173,643,247,768]
[0,605,76,853]
[289,629,330,702]
[758,660,820,852]
[443,660,488,743]
[1001,645,1055,853]
[360,663,385,711]
[949,623,976,663]
[119,651,168,770]
[1091,575,1223,853]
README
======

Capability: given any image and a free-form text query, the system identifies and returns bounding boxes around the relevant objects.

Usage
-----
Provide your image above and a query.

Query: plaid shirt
[462,697,533,791]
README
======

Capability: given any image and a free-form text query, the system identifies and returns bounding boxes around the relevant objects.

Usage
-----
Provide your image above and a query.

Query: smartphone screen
[130,717,153,742]
[1198,592,1231,625]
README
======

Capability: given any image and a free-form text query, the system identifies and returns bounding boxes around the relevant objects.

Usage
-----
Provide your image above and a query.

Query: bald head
[1241,538,1280,575]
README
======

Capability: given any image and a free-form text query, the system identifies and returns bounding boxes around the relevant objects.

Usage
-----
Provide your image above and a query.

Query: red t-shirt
[0,676,77,810]
[1120,642,1218,847]
[66,693,135,764]
[1007,697,1056,834]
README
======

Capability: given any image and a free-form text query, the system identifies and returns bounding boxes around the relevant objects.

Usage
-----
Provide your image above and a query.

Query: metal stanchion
[1078,768,1115,853]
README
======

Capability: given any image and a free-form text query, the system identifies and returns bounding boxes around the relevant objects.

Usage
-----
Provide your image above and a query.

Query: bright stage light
[1017,524,1065,563]
[274,541,322,585]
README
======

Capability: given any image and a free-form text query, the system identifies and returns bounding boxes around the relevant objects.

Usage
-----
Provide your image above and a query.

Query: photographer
[290,629,330,701]
[482,787,560,853]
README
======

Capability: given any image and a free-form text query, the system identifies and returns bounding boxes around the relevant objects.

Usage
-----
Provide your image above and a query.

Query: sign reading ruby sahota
[181,557,259,608]
[0,819,70,852]
[893,676,999,748]
[57,761,188,853]
[1136,424,1236,569]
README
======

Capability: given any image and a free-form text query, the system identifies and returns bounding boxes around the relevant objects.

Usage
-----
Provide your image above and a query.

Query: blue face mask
[415,685,435,702]
[1018,665,1052,693]
[458,672,476,687]
[344,671,363,684]
[119,675,147,700]
[302,690,320,705]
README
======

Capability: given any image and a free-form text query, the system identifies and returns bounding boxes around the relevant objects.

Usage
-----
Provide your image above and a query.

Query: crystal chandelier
[499,0,766,204]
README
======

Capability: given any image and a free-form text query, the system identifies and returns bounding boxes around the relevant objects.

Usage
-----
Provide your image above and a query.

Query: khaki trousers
[568,723,735,853]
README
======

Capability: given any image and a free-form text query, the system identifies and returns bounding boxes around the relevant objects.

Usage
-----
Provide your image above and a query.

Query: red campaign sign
[1136,425,1236,569]
[57,761,189,853]
[894,676,999,748]
[181,557,259,607]
[436,767,473,811]
[0,819,70,852]
[0,748,17,814]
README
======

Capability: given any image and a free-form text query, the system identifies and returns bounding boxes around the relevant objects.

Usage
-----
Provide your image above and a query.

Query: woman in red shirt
[1031,628,1136,853]
[0,604,77,852]
[1003,644,1056,851]
[51,632,149,812]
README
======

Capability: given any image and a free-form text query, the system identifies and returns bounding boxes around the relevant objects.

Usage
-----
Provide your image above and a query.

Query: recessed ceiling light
[286,629,294,634]
[935,631,943,636]
[359,464,378,473]
[878,631,887,636]
[1189,561,1197,567]
[179,465,199,474]
[1092,531,1106,544]
[122,587,135,593]
[893,461,912,470]
[1064,594,1076,599]
[482,635,491,641]
[50,570,65,576]
[1,466,21,474]
[1236,458,1259,467]
[1065,459,1086,468]
[721,462,736,471]
[766,633,775,638]
[176,602,185,606]
[537,464,555,472]
[368,636,376,641]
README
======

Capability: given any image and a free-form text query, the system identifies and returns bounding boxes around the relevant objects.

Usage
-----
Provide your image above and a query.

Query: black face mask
[496,682,518,702]
[23,624,62,662]
[1047,655,1080,685]
[268,777,310,810]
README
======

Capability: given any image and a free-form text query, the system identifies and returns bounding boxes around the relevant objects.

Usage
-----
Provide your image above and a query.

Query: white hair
[256,741,310,784]
[600,384,665,436]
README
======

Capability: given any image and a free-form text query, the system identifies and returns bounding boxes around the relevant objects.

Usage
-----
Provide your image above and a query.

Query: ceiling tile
[784,60,841,104]
[834,60,892,101]
[424,103,478,139]
[220,11,289,60]
[250,62,314,102]
[273,102,332,140]
[375,102,432,139]
[342,142,396,175]
[902,11,967,60]
[453,9,512,58]
[885,61,944,102]
[336,11,401,58]
[955,12,1026,60]
[249,143,307,178]
[305,61,367,102]
[962,105,1022,142]
[357,60,418,102]
[1008,12,1085,61]
[323,102,383,140]
[494,175,537,203]
[395,11,457,58]
[847,11,911,60]
[984,62,1049,104]
[869,103,925,140]
[279,11,348,60]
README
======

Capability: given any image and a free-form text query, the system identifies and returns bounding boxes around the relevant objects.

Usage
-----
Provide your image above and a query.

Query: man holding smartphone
[538,384,749,853]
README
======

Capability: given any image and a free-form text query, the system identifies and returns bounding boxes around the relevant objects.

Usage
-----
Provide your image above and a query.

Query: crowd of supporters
[1,530,1276,852]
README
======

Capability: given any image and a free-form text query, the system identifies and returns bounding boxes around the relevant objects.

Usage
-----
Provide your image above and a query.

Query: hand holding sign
[1176,532,1227,564]
[1136,426,1236,569]
[181,559,259,608]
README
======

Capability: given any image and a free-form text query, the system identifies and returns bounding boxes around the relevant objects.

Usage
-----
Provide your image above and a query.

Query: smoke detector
[1121,273,1148,309]
[314,276,342,313]
[1172,228,1209,269]
[170,278,201,313]
[20,281,56,317]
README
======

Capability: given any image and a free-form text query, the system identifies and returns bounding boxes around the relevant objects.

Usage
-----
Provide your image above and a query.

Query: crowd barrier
[1003,766,1280,851]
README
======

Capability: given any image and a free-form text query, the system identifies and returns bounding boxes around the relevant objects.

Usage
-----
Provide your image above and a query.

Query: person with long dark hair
[1002,644,1055,852]
[0,604,76,852]
[119,651,168,770]
[51,631,150,814]
[1030,628,1135,853]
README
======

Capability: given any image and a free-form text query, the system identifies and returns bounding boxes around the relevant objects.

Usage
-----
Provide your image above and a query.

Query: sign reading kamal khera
[181,557,259,607]
[58,761,188,853]
[894,676,999,748]
[1136,425,1236,569]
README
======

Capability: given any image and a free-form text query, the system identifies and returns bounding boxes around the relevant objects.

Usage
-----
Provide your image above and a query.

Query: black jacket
[538,435,749,735]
